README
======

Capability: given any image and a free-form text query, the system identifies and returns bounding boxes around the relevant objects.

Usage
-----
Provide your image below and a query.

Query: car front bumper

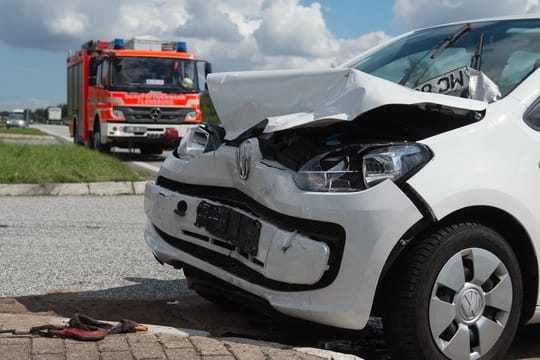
[6,120,26,128]
[144,143,423,329]
[106,122,196,139]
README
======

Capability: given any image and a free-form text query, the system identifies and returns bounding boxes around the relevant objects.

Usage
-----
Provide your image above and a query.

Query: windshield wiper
[470,33,485,70]
[431,23,471,59]
[399,23,472,86]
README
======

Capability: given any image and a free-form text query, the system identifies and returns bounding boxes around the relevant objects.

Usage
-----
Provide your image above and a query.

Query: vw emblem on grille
[150,107,162,120]
[237,139,253,180]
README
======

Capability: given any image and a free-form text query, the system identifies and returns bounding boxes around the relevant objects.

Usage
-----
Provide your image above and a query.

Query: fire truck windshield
[110,57,199,93]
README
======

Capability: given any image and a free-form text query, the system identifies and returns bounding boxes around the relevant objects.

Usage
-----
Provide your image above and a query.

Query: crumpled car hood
[207,68,487,141]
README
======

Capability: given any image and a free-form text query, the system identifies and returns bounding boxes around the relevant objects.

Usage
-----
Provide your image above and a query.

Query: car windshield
[348,19,540,102]
[110,57,199,93]
[8,113,24,120]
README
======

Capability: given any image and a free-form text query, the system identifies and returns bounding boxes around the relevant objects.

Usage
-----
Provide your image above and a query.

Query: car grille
[154,176,346,291]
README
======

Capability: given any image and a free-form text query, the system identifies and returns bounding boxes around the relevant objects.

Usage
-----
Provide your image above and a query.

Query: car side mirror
[204,62,212,79]
[197,61,213,91]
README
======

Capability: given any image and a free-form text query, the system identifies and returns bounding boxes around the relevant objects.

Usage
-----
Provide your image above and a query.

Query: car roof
[412,14,540,32]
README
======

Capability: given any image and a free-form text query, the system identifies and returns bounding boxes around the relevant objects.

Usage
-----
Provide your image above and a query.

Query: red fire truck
[67,38,212,154]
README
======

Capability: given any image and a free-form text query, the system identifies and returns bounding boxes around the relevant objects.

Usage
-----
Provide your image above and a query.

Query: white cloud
[394,0,540,30]
[46,13,88,36]
[177,0,243,42]
[4,0,540,76]
[8,0,540,109]
[104,1,190,42]
[0,0,390,72]
[254,0,338,57]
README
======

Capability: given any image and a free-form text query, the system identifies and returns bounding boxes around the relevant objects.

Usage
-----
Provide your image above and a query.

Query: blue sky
[0,0,536,111]
[313,0,399,37]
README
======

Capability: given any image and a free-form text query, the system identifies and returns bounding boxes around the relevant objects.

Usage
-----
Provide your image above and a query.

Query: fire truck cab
[67,38,211,154]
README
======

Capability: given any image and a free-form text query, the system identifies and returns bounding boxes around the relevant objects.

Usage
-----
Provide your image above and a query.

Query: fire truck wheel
[92,126,110,153]
[73,121,81,145]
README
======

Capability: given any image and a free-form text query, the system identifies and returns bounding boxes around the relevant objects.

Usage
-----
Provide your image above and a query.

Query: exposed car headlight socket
[176,123,225,160]
[177,126,210,160]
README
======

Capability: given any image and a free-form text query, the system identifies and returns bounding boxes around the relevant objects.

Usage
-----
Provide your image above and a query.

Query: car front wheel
[384,223,522,360]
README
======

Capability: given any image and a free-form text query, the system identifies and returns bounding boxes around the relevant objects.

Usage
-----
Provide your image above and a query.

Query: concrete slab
[0,182,147,196]
[0,184,51,196]
[88,182,134,196]
[133,181,148,195]
[50,183,90,196]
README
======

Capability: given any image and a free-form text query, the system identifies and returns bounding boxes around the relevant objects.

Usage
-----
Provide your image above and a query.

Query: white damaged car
[144,17,540,359]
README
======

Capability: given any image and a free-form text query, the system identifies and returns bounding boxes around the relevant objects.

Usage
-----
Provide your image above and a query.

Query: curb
[145,325,363,360]
[0,181,148,196]
[0,313,363,360]
[0,133,56,140]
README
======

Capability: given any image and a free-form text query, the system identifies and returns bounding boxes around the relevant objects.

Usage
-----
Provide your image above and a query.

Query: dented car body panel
[144,17,540,336]
[207,68,486,141]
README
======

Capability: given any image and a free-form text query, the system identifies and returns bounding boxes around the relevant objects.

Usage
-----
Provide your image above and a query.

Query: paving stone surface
[0,322,355,360]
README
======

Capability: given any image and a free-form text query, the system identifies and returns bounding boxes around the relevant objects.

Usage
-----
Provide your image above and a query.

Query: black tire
[92,124,110,153]
[88,130,95,149]
[383,223,522,360]
[73,120,81,145]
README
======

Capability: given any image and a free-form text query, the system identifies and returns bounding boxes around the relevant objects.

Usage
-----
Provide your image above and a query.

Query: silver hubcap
[429,248,512,360]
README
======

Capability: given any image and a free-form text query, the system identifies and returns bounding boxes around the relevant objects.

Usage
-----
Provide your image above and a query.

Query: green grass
[0,143,146,184]
[0,126,47,136]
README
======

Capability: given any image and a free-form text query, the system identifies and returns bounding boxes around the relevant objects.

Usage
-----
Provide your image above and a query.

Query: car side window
[524,97,540,131]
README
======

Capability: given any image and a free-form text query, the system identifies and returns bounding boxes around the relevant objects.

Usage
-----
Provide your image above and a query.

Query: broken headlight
[177,123,224,160]
[293,143,432,192]
[177,126,210,160]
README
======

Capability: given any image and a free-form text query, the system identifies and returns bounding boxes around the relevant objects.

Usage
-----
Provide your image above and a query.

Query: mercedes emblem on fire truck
[237,139,252,180]
[150,107,162,120]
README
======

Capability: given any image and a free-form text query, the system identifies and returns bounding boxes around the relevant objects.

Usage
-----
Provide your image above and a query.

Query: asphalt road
[0,195,187,299]
[31,124,169,175]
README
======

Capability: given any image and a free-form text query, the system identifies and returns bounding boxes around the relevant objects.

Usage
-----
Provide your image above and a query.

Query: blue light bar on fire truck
[177,41,187,52]
[113,38,125,49]
[112,38,187,52]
